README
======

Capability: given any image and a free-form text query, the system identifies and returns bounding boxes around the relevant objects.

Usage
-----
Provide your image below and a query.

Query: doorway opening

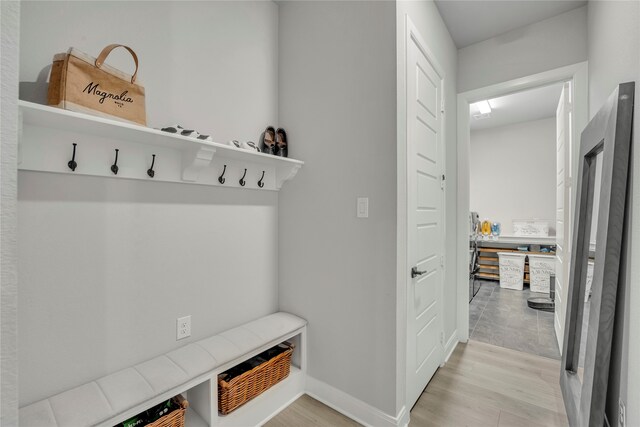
[456,62,589,360]
[467,82,566,359]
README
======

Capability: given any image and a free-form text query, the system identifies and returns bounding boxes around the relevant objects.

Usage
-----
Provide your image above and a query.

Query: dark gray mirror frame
[560,82,635,427]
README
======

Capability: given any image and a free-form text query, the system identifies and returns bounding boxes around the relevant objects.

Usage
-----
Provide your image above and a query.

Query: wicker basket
[147,395,189,427]
[218,342,295,415]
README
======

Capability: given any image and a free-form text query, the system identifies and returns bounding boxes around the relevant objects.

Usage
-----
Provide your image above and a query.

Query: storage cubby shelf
[18,101,303,191]
[214,367,304,427]
[185,408,209,427]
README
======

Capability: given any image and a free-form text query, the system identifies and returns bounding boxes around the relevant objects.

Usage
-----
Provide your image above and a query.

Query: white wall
[18,1,280,406]
[20,1,278,143]
[587,1,640,425]
[458,6,587,92]
[1,1,19,424]
[470,118,556,236]
[278,0,398,417]
[395,0,458,414]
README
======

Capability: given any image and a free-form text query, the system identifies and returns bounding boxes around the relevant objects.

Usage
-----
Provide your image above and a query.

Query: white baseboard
[396,406,409,427]
[305,376,408,427]
[444,331,459,363]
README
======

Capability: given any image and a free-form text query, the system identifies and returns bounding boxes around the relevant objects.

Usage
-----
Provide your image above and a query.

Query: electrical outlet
[176,315,191,340]
[619,398,626,427]
[357,197,369,218]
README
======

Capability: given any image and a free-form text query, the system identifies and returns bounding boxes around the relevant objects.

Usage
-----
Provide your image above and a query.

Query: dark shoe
[161,124,184,133]
[275,128,288,157]
[161,125,213,142]
[259,126,276,155]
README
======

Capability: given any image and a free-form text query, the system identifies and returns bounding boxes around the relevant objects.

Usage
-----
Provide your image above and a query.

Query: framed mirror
[560,82,635,426]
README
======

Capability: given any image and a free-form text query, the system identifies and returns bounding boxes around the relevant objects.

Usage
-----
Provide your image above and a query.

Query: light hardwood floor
[266,340,568,427]
[265,394,360,427]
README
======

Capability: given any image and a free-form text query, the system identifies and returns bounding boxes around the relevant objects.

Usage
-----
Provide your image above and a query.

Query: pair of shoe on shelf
[259,127,288,157]
[160,125,213,142]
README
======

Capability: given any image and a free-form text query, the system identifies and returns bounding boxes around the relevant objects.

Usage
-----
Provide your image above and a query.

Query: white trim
[456,62,589,347]
[406,17,446,78]
[395,11,409,421]
[443,331,459,363]
[306,376,408,427]
[397,406,410,427]
[456,94,471,344]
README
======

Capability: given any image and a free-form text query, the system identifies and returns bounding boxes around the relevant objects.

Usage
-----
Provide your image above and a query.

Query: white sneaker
[241,141,261,152]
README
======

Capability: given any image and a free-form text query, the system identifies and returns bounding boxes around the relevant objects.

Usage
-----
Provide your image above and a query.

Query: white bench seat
[20,312,306,427]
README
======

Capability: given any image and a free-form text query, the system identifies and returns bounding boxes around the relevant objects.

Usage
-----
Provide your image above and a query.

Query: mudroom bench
[20,312,307,427]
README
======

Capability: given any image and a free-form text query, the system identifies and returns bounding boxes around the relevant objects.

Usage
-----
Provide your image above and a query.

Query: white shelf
[18,101,303,191]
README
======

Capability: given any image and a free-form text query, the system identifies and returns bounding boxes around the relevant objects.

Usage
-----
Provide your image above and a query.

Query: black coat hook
[68,143,78,171]
[258,170,265,188]
[239,168,247,187]
[147,154,156,178]
[218,164,227,184]
[111,149,119,175]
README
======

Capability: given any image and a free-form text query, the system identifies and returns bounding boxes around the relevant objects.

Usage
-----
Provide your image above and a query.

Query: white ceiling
[435,0,587,48]
[470,82,564,131]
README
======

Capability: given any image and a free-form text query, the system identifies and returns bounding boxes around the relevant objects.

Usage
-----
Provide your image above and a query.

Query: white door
[555,81,572,353]
[406,30,445,409]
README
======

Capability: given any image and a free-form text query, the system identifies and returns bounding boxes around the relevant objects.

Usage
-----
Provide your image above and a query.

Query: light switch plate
[357,197,369,218]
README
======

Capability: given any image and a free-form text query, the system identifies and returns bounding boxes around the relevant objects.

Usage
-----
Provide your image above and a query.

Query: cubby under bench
[20,312,307,427]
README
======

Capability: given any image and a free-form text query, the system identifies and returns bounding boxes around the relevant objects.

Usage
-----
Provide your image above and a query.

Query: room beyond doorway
[469,280,560,359]
[467,81,564,358]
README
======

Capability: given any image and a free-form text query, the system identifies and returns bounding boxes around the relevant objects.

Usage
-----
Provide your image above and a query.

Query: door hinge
[441,99,445,114]
[440,255,445,267]
[440,174,445,190]
[440,331,445,345]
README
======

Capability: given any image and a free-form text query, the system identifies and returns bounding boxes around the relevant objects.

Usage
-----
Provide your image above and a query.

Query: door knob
[411,266,427,278]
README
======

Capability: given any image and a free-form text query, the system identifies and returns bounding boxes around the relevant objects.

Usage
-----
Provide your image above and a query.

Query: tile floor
[469,280,561,359]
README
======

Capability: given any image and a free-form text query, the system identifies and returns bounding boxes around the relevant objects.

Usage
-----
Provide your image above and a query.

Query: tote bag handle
[95,44,139,84]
